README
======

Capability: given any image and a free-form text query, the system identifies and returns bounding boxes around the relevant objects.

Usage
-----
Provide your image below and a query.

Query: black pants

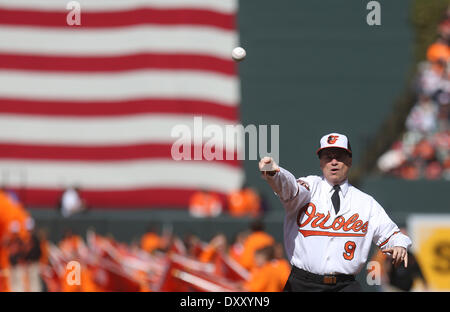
[283,266,362,292]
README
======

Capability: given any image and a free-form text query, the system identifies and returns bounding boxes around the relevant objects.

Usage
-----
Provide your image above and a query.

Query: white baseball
[232,47,246,61]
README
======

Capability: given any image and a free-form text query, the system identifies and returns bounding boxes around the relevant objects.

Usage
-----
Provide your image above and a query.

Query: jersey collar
[322,177,349,198]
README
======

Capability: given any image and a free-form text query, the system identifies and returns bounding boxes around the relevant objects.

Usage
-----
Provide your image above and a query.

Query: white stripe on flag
[0,26,238,58]
[0,70,239,105]
[0,114,244,147]
[0,159,244,191]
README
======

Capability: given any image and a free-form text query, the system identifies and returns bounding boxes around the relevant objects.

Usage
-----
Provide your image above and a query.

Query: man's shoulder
[296,175,322,191]
[348,184,378,203]
[297,175,322,183]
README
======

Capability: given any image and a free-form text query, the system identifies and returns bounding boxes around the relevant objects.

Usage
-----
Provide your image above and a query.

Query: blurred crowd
[1,185,289,292]
[138,220,290,292]
[378,8,450,180]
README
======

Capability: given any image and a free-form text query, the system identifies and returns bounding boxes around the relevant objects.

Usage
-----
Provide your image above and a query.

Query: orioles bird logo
[327,135,339,144]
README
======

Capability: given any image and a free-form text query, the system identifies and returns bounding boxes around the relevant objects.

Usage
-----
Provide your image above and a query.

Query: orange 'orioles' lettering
[297,203,368,237]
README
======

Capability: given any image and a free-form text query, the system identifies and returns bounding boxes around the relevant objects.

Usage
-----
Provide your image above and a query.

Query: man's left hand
[382,246,408,268]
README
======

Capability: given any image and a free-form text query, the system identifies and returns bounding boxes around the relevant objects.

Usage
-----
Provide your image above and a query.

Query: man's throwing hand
[259,157,280,177]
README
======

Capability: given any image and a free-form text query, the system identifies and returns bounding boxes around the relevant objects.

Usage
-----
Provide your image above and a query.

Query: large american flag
[0,0,244,207]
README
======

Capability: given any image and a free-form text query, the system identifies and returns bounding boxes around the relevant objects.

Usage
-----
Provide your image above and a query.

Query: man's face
[319,148,352,185]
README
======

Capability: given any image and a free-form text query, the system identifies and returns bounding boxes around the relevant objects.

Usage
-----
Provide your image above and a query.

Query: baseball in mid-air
[232,47,246,61]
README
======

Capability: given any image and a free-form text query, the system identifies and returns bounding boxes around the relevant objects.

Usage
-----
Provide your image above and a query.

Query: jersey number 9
[343,241,356,261]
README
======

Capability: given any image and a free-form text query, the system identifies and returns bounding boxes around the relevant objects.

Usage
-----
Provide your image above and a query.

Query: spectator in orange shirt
[238,220,275,271]
[0,189,32,292]
[134,269,151,292]
[59,229,83,259]
[80,265,100,292]
[140,225,162,254]
[272,242,291,288]
[243,245,284,292]
[426,36,449,75]
[413,139,436,161]
[189,190,222,218]
[199,233,227,263]
[400,163,420,180]
[1,189,31,242]
[0,191,12,292]
[227,185,262,218]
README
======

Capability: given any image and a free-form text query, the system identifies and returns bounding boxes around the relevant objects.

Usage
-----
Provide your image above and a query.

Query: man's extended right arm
[258,157,311,209]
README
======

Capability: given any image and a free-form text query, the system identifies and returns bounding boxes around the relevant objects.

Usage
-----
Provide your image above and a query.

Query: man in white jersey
[259,133,411,291]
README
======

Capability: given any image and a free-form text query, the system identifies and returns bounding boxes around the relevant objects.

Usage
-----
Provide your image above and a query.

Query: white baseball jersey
[264,167,412,276]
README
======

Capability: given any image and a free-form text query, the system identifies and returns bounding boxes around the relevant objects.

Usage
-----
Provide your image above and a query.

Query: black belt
[291,266,355,285]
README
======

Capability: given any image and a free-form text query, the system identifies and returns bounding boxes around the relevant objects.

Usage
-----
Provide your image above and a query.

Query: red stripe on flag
[0,53,236,76]
[14,187,229,207]
[0,98,238,121]
[0,8,235,30]
[0,143,241,167]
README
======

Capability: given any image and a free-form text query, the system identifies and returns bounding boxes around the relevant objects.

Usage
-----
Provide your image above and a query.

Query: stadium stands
[377,11,449,180]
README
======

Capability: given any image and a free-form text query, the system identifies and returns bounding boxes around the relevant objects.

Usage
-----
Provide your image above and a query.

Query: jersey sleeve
[262,167,311,212]
[370,198,412,250]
